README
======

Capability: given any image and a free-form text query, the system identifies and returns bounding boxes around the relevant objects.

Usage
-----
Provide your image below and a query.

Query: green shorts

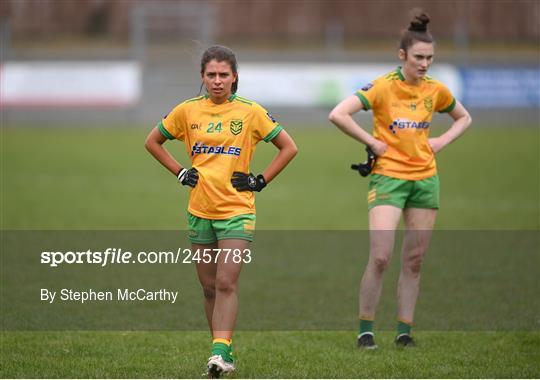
[187,212,256,244]
[367,174,440,210]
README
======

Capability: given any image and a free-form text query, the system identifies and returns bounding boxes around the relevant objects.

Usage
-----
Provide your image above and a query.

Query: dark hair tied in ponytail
[408,13,430,32]
[400,10,434,51]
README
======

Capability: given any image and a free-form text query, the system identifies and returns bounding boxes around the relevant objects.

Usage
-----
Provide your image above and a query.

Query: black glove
[231,172,267,192]
[351,147,376,177]
[177,167,199,187]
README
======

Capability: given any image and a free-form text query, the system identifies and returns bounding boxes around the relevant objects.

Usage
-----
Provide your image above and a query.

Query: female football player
[145,45,297,376]
[329,11,471,348]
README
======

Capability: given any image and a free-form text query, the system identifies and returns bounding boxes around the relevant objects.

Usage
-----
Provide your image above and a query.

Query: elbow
[328,110,338,124]
[329,109,347,128]
[288,141,299,160]
[144,137,152,152]
[291,144,298,159]
[466,114,472,128]
[144,135,155,153]
[461,113,472,131]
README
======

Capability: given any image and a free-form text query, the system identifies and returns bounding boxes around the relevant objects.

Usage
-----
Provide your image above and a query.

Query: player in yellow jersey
[329,11,472,349]
[145,46,297,377]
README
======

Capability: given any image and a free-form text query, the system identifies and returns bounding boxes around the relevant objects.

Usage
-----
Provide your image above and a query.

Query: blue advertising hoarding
[461,67,539,108]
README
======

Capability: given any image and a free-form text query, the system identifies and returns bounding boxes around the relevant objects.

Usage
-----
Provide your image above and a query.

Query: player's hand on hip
[231,172,267,192]
[428,137,445,154]
[177,167,199,187]
[369,140,388,157]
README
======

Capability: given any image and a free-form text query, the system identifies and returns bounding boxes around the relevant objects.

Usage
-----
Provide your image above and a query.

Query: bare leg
[397,208,437,323]
[194,242,218,336]
[359,205,402,318]
[212,239,250,340]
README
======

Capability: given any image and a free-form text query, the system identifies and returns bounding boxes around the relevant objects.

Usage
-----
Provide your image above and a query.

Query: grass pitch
[2,125,538,229]
[1,124,539,378]
[2,331,539,378]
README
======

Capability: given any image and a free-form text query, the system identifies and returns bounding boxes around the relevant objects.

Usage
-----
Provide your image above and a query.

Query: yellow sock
[212,338,231,346]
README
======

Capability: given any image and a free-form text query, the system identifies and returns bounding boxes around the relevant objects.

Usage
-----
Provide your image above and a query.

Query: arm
[429,100,472,153]
[144,127,183,175]
[328,95,387,156]
[145,127,198,187]
[263,129,298,183]
[231,129,297,192]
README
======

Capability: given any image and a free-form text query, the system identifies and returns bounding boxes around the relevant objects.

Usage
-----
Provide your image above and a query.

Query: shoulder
[230,94,267,116]
[230,94,269,115]
[167,95,205,114]
[422,75,450,92]
[167,96,206,120]
[363,70,396,92]
[379,67,408,87]
[355,70,397,109]
[381,70,401,84]
[180,95,206,107]
[231,94,256,106]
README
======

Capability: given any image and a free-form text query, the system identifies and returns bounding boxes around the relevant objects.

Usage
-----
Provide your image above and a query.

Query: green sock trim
[212,342,233,363]
[397,321,412,336]
[359,319,374,335]
[229,343,234,362]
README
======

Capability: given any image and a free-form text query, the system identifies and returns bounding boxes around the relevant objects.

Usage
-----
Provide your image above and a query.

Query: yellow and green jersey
[355,67,456,180]
[158,94,283,219]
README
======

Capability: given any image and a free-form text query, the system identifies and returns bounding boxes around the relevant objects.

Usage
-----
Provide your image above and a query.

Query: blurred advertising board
[1,62,537,110]
[460,67,540,108]
[0,61,141,107]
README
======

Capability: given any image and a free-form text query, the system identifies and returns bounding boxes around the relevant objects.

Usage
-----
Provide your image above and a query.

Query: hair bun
[408,12,430,32]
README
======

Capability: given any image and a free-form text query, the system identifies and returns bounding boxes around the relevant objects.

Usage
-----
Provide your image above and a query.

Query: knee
[215,276,237,295]
[371,254,391,273]
[403,251,425,275]
[201,284,215,300]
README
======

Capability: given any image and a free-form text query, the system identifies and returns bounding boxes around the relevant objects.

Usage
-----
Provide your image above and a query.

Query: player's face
[202,59,237,103]
[399,41,434,82]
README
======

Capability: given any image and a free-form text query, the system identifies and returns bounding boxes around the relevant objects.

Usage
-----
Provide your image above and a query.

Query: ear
[398,49,407,61]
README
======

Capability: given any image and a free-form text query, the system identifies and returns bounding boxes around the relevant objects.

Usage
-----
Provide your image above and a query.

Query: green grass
[1,331,539,378]
[1,125,539,378]
[1,125,538,229]
[3,230,537,332]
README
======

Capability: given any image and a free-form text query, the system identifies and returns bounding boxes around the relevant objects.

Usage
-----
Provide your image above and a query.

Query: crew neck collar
[204,93,237,104]
[397,66,424,86]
